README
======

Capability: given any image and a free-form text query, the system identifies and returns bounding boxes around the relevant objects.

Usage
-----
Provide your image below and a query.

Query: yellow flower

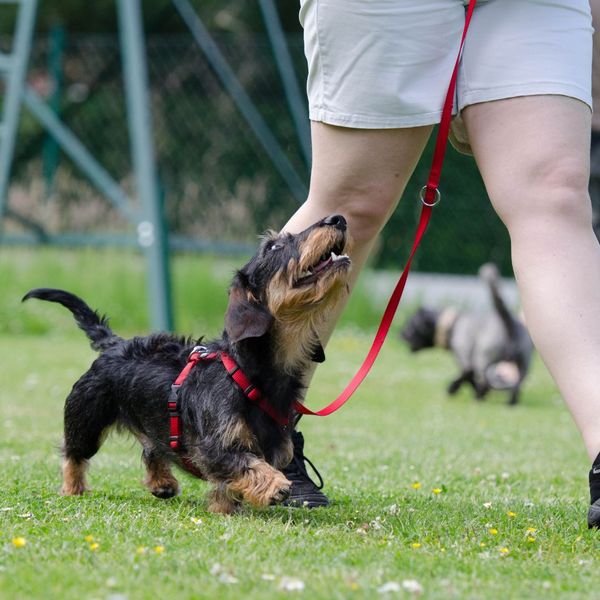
[411,482,421,490]
[154,545,165,554]
[526,527,537,533]
[479,542,486,547]
[432,488,442,495]
[507,511,517,518]
[488,528,498,535]
[12,537,26,548]
[89,542,99,551]
[527,536,536,543]
[499,547,509,554]
[84,535,94,542]
[411,542,421,549]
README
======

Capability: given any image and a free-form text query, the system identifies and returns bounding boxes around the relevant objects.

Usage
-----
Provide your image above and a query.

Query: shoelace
[287,437,324,490]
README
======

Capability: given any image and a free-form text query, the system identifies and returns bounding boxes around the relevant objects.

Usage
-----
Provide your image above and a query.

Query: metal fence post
[117,0,173,331]
[0,0,38,221]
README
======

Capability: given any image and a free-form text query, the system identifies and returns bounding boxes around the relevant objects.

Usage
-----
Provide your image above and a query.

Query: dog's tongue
[313,253,333,273]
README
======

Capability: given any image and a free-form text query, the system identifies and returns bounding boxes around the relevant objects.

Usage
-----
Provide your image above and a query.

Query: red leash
[295,0,477,418]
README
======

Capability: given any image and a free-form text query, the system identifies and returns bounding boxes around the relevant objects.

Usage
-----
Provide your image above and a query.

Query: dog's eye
[270,243,283,251]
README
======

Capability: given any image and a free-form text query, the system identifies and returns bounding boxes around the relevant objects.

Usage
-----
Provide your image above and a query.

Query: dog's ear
[310,338,326,363]
[225,277,273,343]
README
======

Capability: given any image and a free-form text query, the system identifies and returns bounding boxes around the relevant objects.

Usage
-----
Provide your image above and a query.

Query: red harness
[168,346,290,463]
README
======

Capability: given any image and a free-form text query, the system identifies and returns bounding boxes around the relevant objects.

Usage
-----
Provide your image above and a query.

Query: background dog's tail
[22,288,120,352]
[478,263,518,339]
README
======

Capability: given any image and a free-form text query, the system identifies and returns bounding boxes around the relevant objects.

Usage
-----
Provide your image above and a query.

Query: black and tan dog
[23,214,351,514]
[401,263,533,405]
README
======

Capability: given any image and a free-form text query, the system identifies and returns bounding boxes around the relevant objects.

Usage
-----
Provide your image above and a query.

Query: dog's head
[224,215,352,369]
[400,307,439,352]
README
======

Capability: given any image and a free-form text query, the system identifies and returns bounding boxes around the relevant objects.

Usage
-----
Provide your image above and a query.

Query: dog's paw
[150,484,179,499]
[60,482,88,496]
[270,481,291,505]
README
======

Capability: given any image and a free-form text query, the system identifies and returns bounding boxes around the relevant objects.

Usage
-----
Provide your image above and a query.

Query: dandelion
[499,547,509,555]
[432,488,442,495]
[411,482,421,490]
[153,546,165,554]
[411,542,422,549]
[480,542,486,547]
[89,542,99,551]
[507,511,517,518]
[527,537,536,543]
[84,535,94,542]
[12,537,26,548]
[526,527,537,533]
[488,528,498,535]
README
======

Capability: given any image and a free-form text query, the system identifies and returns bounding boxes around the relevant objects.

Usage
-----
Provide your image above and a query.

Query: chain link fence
[5,27,512,275]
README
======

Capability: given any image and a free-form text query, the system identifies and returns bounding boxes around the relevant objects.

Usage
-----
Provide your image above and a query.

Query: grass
[1,248,600,598]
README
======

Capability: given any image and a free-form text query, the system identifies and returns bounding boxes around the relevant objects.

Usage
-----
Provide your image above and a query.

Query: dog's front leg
[226,455,291,508]
[200,446,291,512]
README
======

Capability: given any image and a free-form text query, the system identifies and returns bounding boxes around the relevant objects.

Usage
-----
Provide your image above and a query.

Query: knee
[308,180,400,245]
[494,158,592,234]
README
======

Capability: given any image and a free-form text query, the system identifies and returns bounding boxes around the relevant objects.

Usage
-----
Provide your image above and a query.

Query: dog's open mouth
[295,240,350,287]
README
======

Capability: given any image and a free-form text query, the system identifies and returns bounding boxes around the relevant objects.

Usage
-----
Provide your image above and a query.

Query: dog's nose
[323,214,347,231]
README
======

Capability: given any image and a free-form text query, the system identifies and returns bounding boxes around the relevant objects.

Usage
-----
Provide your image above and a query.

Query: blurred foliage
[3,1,511,276]
[0,0,302,34]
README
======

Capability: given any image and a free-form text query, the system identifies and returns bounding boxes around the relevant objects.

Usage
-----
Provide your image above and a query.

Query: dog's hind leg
[139,436,180,499]
[61,376,118,495]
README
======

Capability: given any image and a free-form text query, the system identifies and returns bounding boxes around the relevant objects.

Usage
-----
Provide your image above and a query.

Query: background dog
[400,263,533,405]
[23,214,351,513]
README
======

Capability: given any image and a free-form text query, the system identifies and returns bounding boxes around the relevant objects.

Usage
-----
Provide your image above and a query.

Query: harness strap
[168,346,288,455]
[295,0,478,418]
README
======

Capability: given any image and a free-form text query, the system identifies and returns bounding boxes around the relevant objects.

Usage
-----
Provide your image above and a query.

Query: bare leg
[464,95,600,459]
[284,122,432,355]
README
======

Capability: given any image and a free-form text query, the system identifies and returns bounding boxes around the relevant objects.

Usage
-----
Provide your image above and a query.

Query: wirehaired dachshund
[23,214,351,513]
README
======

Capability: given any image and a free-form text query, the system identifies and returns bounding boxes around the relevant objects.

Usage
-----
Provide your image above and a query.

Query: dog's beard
[266,265,349,372]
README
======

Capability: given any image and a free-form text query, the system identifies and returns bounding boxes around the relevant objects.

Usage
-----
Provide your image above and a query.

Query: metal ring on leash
[419,185,441,207]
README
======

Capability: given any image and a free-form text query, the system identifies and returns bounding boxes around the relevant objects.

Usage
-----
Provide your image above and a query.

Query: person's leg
[281,121,432,506]
[284,121,432,341]
[463,95,600,523]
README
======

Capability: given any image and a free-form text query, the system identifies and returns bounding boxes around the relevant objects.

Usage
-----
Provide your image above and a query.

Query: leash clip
[419,185,441,207]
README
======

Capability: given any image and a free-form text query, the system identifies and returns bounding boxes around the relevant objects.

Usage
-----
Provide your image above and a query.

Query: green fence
[5,30,511,276]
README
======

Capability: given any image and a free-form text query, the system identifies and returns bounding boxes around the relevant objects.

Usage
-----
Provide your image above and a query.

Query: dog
[400,263,533,405]
[22,214,351,513]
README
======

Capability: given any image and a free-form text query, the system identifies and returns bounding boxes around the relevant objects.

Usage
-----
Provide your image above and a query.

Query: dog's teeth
[331,251,337,260]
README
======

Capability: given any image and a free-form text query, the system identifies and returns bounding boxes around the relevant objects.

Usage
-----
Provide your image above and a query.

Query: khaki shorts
[299,0,593,153]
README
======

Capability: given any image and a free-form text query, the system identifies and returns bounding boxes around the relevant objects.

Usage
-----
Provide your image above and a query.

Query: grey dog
[400,264,534,405]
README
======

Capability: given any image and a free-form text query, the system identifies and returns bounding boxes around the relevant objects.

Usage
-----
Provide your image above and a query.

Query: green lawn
[1,325,598,599]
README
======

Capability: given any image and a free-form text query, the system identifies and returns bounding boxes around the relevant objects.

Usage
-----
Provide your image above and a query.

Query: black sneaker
[588,457,600,529]
[281,431,330,508]
[588,500,600,529]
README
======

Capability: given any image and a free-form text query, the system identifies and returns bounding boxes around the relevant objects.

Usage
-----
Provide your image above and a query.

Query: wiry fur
[23,215,351,513]
[400,263,533,405]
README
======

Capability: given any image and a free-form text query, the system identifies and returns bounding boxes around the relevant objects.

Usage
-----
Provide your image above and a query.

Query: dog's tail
[478,263,518,339]
[22,288,120,352]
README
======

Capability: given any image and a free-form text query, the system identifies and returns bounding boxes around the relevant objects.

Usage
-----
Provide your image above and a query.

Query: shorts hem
[308,107,454,129]
[458,83,592,112]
